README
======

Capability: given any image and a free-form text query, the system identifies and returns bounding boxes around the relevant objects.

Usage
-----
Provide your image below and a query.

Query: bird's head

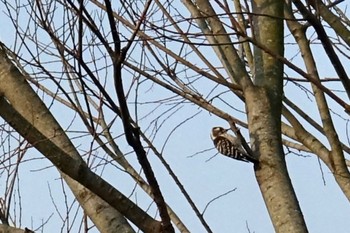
[211,126,229,139]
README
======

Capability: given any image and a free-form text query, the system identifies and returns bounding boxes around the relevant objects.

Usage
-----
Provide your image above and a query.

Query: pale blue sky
[0,1,350,233]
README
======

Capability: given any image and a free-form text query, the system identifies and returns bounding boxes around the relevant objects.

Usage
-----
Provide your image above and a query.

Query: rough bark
[246,87,307,233]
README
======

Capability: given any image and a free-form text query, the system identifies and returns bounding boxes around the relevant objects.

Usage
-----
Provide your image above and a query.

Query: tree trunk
[246,87,307,233]
[246,0,308,232]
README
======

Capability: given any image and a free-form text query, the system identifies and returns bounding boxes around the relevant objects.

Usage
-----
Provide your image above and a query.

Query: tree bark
[246,87,307,233]
[246,0,308,232]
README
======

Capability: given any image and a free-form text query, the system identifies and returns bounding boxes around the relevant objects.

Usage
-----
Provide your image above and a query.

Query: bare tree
[0,0,349,232]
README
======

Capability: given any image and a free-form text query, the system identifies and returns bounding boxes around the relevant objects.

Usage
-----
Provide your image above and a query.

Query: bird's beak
[223,128,230,132]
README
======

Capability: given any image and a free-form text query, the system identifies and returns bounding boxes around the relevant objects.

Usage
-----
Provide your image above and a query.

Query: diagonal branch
[292,0,350,99]
[0,96,161,233]
[104,1,174,231]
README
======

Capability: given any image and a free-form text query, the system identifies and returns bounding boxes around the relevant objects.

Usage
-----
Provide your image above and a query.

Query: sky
[0,1,350,233]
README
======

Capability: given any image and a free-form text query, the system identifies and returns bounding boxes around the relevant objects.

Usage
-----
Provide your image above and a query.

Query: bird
[210,126,256,163]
